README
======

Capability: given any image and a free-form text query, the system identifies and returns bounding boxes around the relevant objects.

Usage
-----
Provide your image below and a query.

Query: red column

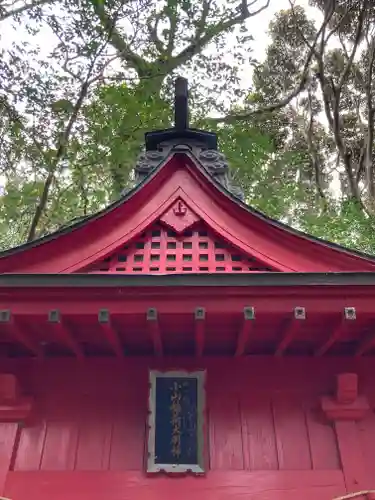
[321,373,371,493]
[0,374,33,495]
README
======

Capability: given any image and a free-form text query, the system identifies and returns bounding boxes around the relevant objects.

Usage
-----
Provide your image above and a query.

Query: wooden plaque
[147,370,206,474]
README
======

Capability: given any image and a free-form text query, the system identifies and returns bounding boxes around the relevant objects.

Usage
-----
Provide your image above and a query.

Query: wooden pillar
[0,374,33,496]
[321,373,370,493]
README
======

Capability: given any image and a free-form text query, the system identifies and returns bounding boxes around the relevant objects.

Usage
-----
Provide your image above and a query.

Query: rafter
[315,307,356,356]
[275,307,306,356]
[355,324,375,356]
[194,307,206,357]
[48,310,84,359]
[98,309,124,358]
[147,308,163,356]
[0,310,41,357]
[235,307,255,356]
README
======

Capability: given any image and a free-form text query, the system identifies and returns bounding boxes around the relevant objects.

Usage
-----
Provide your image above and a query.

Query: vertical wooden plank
[0,423,19,495]
[40,421,79,470]
[241,393,278,471]
[304,398,340,470]
[14,420,47,470]
[272,393,312,470]
[39,390,79,471]
[335,420,368,492]
[109,397,146,470]
[358,412,375,479]
[209,392,244,470]
[75,396,113,471]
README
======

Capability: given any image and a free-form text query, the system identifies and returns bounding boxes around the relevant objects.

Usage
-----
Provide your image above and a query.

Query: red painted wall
[1,357,375,500]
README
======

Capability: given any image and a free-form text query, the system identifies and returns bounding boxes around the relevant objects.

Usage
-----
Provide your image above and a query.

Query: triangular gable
[82,217,276,274]
[0,150,375,274]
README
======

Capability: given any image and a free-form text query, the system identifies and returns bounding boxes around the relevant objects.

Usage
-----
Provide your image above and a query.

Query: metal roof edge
[0,272,375,287]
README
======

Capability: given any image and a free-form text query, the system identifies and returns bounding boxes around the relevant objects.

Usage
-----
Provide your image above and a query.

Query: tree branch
[336,0,367,94]
[288,0,336,126]
[365,35,375,198]
[288,0,366,207]
[323,1,367,203]
[89,0,149,76]
[165,7,179,56]
[0,0,52,21]
[165,0,270,72]
[211,2,334,123]
[0,96,49,162]
[26,69,92,241]
[26,30,111,241]
[165,1,179,56]
[210,78,309,123]
[196,0,211,40]
[354,97,366,184]
[147,12,165,55]
[305,91,327,208]
[324,2,358,46]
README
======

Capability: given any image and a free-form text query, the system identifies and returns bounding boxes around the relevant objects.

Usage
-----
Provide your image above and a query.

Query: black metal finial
[144,75,217,151]
[174,77,189,130]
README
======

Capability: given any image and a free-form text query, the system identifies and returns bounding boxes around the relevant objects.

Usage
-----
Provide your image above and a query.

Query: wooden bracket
[275,307,305,356]
[98,309,124,358]
[194,307,206,357]
[316,308,356,356]
[321,373,370,421]
[0,310,41,357]
[147,308,163,356]
[0,374,33,423]
[235,307,255,356]
[48,310,83,359]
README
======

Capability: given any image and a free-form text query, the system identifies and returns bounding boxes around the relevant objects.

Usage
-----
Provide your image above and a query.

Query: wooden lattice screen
[83,222,275,274]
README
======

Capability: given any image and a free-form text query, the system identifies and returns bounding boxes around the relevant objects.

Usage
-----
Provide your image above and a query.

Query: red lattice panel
[84,223,276,274]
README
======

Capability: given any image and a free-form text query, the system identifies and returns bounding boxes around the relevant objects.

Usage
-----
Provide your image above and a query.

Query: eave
[0,273,375,358]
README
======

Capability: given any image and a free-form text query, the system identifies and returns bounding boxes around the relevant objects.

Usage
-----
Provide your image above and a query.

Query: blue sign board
[147,370,205,474]
[154,376,198,465]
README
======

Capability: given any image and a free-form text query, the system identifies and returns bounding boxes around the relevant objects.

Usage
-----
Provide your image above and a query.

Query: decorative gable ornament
[160,199,200,234]
[130,144,244,201]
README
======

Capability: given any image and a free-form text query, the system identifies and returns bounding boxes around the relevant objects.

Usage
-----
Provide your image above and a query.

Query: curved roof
[0,146,375,274]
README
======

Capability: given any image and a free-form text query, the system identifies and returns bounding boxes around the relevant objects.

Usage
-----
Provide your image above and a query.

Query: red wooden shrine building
[1,78,375,500]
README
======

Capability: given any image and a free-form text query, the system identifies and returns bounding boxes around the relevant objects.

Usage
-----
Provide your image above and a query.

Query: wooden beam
[5,292,375,317]
[315,307,356,357]
[275,307,305,356]
[194,307,206,357]
[98,309,123,358]
[0,310,41,357]
[48,310,84,359]
[235,307,255,356]
[147,308,163,356]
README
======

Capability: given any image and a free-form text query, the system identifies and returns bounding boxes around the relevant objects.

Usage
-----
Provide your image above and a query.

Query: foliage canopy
[1,0,375,254]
